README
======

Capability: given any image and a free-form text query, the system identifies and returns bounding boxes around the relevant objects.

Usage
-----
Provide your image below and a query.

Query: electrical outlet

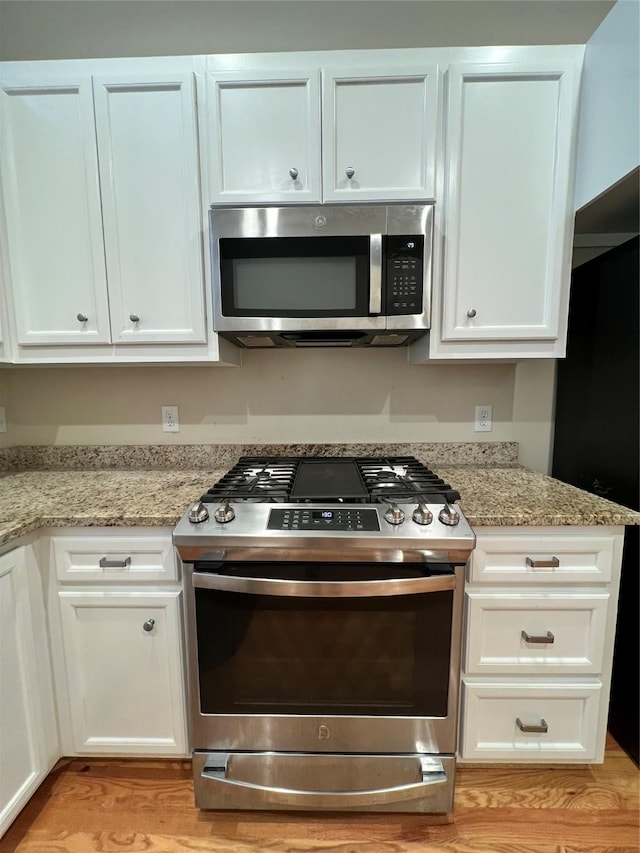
[161,405,179,433]
[0,406,6,434]
[474,404,492,433]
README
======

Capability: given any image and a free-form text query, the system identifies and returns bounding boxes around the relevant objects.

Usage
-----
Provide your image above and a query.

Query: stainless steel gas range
[173,456,475,813]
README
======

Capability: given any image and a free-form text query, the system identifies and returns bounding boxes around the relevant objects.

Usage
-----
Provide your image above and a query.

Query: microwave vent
[237,336,276,347]
[371,334,410,346]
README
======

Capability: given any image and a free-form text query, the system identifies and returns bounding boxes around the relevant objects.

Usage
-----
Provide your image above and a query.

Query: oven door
[183,560,464,755]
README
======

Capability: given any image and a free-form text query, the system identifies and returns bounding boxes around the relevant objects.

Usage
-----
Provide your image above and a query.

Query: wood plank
[1,741,637,853]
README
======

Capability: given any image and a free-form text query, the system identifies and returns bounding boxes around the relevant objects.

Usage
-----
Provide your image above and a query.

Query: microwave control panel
[385,235,424,315]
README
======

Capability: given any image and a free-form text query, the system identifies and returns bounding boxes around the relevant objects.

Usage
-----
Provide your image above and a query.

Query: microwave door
[215,233,386,334]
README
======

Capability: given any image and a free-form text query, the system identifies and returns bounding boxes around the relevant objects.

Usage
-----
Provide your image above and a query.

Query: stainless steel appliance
[209,204,434,347]
[173,456,475,813]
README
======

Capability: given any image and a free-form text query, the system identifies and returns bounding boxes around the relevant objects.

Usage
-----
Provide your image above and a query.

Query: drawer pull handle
[525,556,560,569]
[99,556,132,569]
[516,717,548,734]
[521,630,555,644]
[143,619,155,632]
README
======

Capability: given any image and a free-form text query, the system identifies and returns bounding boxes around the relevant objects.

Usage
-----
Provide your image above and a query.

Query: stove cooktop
[174,456,474,555]
[199,456,461,505]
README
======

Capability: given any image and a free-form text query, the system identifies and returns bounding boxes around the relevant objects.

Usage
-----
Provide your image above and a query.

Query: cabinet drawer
[53,535,176,582]
[460,679,601,761]
[470,534,616,584]
[465,591,609,675]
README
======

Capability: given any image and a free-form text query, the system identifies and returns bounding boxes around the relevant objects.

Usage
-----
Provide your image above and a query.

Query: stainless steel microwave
[209,204,434,348]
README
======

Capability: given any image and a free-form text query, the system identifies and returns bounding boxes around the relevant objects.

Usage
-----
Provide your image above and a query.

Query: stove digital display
[267,508,380,532]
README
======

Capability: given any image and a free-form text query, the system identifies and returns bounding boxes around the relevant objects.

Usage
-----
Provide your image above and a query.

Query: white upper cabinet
[0,231,8,362]
[433,58,580,359]
[1,47,584,363]
[322,66,438,202]
[0,74,111,346]
[207,70,322,204]
[205,62,438,205]
[93,73,205,344]
[0,59,238,364]
[441,63,577,343]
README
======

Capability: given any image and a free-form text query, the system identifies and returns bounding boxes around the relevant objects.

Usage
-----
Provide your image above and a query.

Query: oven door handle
[201,755,448,808]
[191,572,455,597]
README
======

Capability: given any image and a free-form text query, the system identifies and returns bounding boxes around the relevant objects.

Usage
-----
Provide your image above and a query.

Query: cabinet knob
[345,166,355,179]
[129,313,140,323]
[466,308,477,319]
[143,618,155,632]
[77,313,88,323]
[288,167,298,180]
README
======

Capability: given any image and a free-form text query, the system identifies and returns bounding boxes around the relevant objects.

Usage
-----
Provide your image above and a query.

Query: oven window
[219,236,370,317]
[194,574,453,717]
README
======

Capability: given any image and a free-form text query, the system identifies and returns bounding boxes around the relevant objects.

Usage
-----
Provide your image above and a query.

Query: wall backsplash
[0,351,556,472]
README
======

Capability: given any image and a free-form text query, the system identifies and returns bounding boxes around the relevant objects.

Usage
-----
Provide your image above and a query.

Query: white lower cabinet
[459,527,624,764]
[50,529,187,758]
[0,546,58,838]
[57,589,186,755]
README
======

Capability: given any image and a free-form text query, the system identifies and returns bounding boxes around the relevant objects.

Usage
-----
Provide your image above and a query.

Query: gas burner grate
[200,456,460,505]
[201,458,298,503]
[358,457,460,505]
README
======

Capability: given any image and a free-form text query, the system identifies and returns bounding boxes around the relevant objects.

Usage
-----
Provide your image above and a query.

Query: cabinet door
[322,67,438,202]
[0,550,50,835]
[0,74,111,345]
[58,589,187,755]
[441,63,578,341]
[206,70,321,204]
[93,74,205,344]
[0,275,5,362]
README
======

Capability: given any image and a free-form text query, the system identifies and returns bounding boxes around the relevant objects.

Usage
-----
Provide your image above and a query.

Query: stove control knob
[188,501,209,524]
[412,503,433,525]
[438,503,460,526]
[214,502,235,524]
[384,503,405,525]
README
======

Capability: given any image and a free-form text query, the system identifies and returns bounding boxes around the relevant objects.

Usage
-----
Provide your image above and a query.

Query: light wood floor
[1,736,638,853]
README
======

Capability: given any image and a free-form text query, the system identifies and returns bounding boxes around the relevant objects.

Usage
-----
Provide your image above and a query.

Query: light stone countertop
[0,464,638,550]
[434,465,640,528]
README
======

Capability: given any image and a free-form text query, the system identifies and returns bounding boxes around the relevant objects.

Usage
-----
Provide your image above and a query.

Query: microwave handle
[369,233,382,314]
